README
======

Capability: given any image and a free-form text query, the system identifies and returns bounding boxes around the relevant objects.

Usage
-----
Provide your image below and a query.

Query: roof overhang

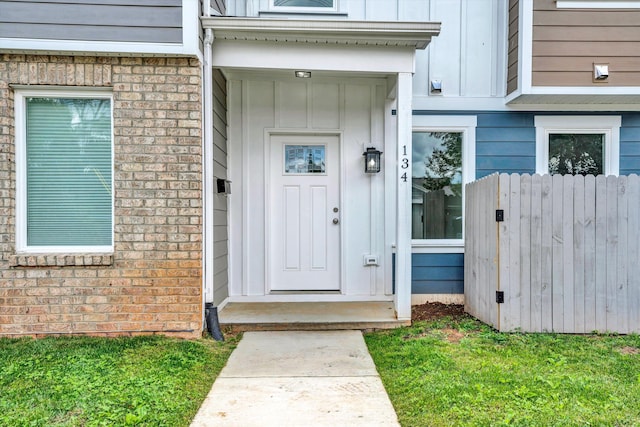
[201,17,441,74]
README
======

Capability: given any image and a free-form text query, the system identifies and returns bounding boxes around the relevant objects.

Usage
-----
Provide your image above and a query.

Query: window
[15,89,113,253]
[271,0,336,11]
[284,145,326,174]
[535,116,620,176]
[412,116,476,247]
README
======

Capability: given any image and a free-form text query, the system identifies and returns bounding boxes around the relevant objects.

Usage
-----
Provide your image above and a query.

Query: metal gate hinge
[496,291,504,304]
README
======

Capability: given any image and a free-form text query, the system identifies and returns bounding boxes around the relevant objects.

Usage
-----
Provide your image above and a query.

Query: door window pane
[284,145,325,174]
[274,0,334,6]
[548,133,604,175]
[25,97,112,247]
[412,132,463,240]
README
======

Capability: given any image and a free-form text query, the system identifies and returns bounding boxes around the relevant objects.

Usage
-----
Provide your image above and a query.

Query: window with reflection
[412,131,463,240]
[273,0,335,8]
[548,133,604,175]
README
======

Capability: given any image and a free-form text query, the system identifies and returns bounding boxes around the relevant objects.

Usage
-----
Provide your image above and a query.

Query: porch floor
[217,301,410,332]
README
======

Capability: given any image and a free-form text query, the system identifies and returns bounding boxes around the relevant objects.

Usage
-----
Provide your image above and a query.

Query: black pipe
[205,303,224,341]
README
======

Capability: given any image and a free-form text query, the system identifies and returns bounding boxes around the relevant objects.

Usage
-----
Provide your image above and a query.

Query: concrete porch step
[217,301,410,332]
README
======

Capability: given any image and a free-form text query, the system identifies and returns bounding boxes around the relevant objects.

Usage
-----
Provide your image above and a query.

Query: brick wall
[0,55,203,338]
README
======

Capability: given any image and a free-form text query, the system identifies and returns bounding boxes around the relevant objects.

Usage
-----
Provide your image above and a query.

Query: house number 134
[400,145,409,182]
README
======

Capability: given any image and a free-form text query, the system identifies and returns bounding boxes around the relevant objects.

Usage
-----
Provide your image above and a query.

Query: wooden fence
[465,173,640,333]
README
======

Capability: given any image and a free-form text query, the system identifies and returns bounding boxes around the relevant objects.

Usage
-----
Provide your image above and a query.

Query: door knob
[332,218,339,224]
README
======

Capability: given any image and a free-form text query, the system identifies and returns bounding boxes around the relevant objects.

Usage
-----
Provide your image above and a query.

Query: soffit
[508,94,640,106]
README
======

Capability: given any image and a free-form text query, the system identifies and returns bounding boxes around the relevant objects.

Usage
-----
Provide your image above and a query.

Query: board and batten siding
[507,0,519,95]
[228,77,389,298]
[227,0,507,99]
[466,173,640,334]
[532,0,640,87]
[0,0,183,44]
[213,69,229,306]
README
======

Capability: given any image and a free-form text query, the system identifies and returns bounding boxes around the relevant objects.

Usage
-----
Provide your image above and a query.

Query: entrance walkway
[190,330,400,426]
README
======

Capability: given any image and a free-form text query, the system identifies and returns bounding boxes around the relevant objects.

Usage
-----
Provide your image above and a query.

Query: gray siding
[0,0,182,44]
[213,68,229,306]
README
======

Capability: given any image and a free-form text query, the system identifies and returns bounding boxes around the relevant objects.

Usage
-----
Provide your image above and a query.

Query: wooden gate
[465,173,640,333]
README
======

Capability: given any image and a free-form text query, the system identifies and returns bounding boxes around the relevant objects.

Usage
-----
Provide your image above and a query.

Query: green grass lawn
[0,334,238,427]
[366,315,640,427]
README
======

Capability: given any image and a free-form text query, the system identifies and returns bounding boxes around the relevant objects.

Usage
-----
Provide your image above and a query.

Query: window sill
[10,253,114,267]
[258,10,348,17]
[411,243,464,254]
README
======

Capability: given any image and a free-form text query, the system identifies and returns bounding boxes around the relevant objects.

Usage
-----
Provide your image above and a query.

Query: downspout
[202,9,223,340]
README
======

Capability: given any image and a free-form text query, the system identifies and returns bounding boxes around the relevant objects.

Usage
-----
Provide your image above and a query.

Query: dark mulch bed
[412,302,465,322]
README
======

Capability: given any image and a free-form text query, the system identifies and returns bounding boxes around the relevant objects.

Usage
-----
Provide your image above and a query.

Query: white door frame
[264,129,346,295]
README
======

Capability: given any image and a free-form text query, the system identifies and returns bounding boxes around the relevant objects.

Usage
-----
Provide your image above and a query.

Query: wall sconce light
[363,147,382,173]
[295,70,312,78]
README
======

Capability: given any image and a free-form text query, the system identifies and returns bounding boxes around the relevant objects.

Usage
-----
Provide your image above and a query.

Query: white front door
[269,134,341,291]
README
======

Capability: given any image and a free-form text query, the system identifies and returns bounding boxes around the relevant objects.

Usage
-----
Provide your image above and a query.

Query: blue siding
[413,110,640,178]
[412,253,464,294]
[621,114,640,175]
[475,112,536,178]
[413,110,537,179]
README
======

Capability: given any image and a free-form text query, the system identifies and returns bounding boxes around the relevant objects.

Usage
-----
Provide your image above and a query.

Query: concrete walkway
[190,330,400,426]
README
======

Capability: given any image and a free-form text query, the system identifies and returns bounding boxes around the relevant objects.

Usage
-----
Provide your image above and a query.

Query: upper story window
[535,116,620,176]
[15,89,114,253]
[271,0,337,11]
[411,116,476,248]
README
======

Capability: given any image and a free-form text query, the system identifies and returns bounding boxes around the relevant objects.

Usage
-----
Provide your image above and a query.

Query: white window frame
[14,88,114,254]
[535,116,620,176]
[556,0,640,8]
[411,116,476,252]
[270,0,338,12]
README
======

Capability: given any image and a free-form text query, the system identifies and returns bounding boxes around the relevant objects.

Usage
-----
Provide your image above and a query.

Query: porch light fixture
[363,147,382,173]
[295,70,312,78]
